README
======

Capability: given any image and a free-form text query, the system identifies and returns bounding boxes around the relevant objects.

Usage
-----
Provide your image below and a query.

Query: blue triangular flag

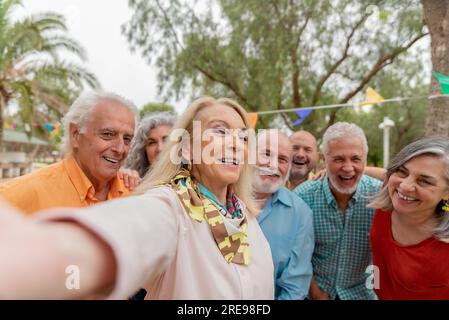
[292,109,312,126]
[45,123,55,132]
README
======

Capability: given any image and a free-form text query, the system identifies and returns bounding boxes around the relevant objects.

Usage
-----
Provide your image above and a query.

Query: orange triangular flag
[360,87,384,107]
[247,113,258,128]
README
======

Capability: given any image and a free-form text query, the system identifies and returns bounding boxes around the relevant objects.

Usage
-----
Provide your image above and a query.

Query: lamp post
[378,117,395,168]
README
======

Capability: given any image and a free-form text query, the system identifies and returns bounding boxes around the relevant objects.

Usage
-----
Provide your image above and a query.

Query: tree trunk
[0,101,4,149]
[422,0,449,138]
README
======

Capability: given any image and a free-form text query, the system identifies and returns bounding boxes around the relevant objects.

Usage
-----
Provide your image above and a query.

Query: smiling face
[253,131,292,194]
[325,137,366,195]
[289,130,318,181]
[71,99,135,189]
[190,103,248,195]
[145,124,172,166]
[388,155,449,218]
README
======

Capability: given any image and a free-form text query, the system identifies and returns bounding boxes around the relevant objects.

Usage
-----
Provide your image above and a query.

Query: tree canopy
[0,0,99,144]
[123,0,428,137]
[140,101,176,118]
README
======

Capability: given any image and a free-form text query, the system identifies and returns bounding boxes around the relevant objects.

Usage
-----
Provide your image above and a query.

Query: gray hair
[322,122,368,156]
[61,91,139,154]
[125,112,176,177]
[368,137,449,242]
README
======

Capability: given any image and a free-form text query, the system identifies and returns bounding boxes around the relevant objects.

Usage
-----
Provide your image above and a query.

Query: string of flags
[4,121,62,138]
[246,72,449,128]
[4,73,449,131]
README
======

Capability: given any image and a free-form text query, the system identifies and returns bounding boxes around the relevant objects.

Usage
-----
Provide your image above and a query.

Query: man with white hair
[254,129,314,300]
[294,122,382,300]
[0,91,138,214]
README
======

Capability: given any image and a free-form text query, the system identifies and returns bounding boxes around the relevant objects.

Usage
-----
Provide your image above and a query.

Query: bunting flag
[45,123,55,132]
[360,87,384,107]
[247,113,258,128]
[292,108,312,126]
[433,72,449,94]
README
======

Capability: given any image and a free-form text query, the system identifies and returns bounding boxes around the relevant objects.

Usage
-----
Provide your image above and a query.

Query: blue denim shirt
[257,187,314,300]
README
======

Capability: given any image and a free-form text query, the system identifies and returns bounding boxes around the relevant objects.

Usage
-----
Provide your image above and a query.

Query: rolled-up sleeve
[34,187,180,299]
[277,201,314,300]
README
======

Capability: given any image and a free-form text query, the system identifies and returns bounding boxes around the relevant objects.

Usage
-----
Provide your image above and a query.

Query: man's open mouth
[103,156,120,164]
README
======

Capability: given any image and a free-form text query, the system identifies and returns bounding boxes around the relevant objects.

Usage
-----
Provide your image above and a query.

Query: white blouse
[37,186,275,299]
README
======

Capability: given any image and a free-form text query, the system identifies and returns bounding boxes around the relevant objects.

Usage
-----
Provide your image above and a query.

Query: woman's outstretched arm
[0,187,179,299]
[0,201,116,299]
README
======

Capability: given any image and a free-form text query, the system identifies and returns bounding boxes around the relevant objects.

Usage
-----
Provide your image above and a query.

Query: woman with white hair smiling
[125,112,176,178]
[0,96,274,299]
[369,137,449,299]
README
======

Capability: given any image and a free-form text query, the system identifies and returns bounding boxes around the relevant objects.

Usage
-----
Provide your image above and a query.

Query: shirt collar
[257,188,292,224]
[63,154,127,202]
[271,188,293,207]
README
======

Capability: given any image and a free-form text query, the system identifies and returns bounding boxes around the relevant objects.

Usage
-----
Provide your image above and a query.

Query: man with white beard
[294,122,382,300]
[254,129,314,300]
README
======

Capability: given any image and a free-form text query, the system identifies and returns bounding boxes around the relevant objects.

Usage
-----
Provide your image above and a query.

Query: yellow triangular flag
[360,87,384,107]
[247,113,258,128]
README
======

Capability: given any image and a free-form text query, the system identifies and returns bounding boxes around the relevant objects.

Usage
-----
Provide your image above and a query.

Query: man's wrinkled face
[71,100,135,188]
[253,131,292,194]
[325,137,366,195]
[289,131,319,181]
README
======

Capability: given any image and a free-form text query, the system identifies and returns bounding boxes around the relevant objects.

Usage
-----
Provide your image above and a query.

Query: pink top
[36,186,275,300]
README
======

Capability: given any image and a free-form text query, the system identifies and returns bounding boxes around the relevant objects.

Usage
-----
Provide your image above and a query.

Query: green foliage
[334,61,428,166]
[0,0,99,144]
[123,0,428,135]
[140,102,176,118]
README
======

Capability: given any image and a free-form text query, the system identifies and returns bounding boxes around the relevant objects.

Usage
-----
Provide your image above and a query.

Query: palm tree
[0,0,99,143]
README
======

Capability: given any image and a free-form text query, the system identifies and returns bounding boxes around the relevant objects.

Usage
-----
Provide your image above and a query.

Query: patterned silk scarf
[170,169,250,265]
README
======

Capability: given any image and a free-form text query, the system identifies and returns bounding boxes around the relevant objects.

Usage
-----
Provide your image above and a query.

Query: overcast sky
[17,0,186,113]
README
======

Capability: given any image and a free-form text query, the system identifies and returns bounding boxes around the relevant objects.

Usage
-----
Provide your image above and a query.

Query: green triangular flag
[433,72,449,94]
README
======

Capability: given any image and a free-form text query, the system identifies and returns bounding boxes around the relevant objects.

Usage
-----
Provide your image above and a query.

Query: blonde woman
[369,137,449,299]
[0,97,274,299]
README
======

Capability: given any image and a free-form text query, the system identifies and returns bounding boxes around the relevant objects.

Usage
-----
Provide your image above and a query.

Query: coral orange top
[0,154,129,214]
[370,209,449,300]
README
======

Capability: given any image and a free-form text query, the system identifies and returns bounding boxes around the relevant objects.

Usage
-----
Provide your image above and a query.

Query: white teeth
[220,158,239,165]
[397,191,417,201]
[340,176,354,180]
[104,157,119,164]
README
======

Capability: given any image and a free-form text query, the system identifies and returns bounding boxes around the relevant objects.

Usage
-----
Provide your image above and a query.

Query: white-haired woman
[0,97,274,299]
[125,112,176,178]
[369,137,449,299]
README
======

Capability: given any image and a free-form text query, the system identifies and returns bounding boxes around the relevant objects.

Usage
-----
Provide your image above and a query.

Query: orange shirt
[0,154,129,214]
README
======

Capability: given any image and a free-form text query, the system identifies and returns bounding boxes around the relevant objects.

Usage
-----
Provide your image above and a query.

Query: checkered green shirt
[294,175,382,300]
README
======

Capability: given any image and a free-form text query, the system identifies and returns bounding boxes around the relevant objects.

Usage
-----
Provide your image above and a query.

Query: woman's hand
[0,200,116,299]
[118,169,142,191]
[308,277,331,300]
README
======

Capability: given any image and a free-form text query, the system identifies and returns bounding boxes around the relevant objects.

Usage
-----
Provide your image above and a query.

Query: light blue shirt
[257,187,314,300]
[294,175,382,300]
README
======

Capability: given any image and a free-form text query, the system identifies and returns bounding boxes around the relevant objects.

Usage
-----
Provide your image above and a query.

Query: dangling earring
[442,200,449,213]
